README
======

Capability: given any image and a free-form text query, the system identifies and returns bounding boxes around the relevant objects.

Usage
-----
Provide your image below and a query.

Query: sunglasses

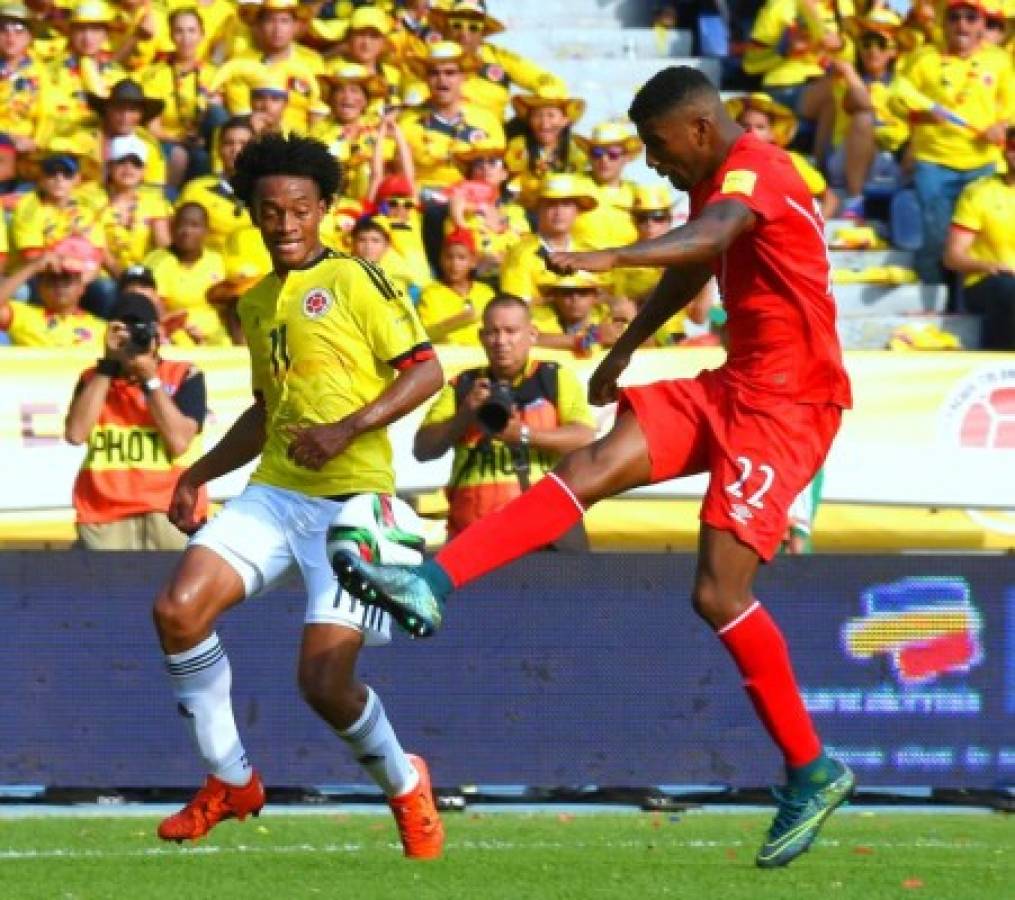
[470,156,503,167]
[634,211,671,223]
[947,8,983,23]
[860,33,890,50]
[111,154,145,168]
[590,146,625,161]
[385,197,415,209]
[987,16,1006,30]
[449,17,484,34]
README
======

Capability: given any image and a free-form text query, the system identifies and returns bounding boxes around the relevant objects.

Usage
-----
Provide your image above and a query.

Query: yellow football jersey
[177,175,253,253]
[98,188,172,270]
[143,245,230,345]
[5,304,105,349]
[238,251,432,497]
[417,279,495,346]
[951,173,1015,286]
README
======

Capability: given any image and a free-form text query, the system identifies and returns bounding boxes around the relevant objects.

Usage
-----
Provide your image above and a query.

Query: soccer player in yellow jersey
[945,125,1015,348]
[153,133,446,859]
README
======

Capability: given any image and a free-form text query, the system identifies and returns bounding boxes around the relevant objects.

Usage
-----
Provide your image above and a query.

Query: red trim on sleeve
[389,342,436,371]
[949,223,979,235]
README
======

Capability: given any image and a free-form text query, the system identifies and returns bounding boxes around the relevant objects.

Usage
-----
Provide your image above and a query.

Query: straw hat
[575,121,642,157]
[511,83,585,124]
[317,62,387,100]
[86,79,165,124]
[406,40,479,77]
[19,136,100,182]
[625,184,675,214]
[723,93,797,148]
[538,270,609,292]
[238,0,316,25]
[430,0,505,38]
[346,5,392,36]
[451,136,506,167]
[537,173,597,211]
[68,0,115,26]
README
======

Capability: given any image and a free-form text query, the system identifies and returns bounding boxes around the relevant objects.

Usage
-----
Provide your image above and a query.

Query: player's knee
[691,576,749,629]
[556,443,620,506]
[152,585,207,646]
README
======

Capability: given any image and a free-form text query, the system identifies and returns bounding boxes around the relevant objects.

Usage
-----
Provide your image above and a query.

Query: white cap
[108,134,148,164]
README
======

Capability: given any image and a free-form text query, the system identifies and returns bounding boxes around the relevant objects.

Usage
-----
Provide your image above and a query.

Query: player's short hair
[230,132,342,209]
[628,65,717,126]
[482,294,531,325]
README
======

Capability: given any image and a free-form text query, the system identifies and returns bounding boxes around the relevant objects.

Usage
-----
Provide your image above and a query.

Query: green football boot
[332,550,445,638]
[756,760,855,868]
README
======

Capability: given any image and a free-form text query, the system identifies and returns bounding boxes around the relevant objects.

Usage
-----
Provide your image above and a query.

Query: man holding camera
[414,295,596,540]
[65,292,207,550]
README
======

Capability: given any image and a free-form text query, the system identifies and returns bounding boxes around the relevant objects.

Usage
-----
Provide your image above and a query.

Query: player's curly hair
[230,132,342,208]
[628,65,717,126]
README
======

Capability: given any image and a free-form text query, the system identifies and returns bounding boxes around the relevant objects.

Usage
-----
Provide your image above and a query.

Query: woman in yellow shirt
[143,203,229,346]
[505,85,588,211]
[98,135,172,279]
[417,228,495,345]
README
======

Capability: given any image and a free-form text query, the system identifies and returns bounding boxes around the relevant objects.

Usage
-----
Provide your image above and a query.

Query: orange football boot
[157,771,266,842]
[388,754,445,859]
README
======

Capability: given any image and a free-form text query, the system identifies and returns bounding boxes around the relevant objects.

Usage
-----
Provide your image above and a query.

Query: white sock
[337,687,418,798]
[166,633,252,787]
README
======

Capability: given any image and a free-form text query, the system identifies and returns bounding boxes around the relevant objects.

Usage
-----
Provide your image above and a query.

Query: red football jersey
[689,132,852,407]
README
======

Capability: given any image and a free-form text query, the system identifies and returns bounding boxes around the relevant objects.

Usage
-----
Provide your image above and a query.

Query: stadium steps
[833,283,947,315]
[489,0,627,29]
[830,249,917,269]
[490,27,695,61]
[836,313,981,350]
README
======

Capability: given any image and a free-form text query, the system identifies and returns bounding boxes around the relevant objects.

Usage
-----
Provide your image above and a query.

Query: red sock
[718,601,822,768]
[436,473,584,588]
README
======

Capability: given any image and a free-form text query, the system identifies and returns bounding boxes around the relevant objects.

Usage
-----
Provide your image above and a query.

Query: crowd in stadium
[0,0,1009,355]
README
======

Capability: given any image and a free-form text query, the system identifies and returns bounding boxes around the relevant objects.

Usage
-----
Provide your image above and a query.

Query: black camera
[126,320,158,351]
[476,381,515,433]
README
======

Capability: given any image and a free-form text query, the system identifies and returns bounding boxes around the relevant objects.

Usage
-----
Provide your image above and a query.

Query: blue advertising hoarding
[0,552,1011,789]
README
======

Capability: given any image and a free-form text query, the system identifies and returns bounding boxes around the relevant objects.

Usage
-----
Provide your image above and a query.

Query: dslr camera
[476,380,515,433]
[126,320,158,351]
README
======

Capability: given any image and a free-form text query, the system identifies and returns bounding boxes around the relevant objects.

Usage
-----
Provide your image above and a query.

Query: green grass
[0,811,1010,899]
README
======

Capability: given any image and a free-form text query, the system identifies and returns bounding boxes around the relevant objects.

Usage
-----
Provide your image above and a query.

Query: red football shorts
[618,369,842,560]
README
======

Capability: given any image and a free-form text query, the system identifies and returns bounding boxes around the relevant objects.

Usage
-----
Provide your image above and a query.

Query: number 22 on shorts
[725,456,775,509]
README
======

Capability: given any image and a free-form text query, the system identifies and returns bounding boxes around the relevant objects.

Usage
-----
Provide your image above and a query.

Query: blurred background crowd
[1,0,1009,356]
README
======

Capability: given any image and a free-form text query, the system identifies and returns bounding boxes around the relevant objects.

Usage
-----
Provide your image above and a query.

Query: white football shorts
[190,483,402,646]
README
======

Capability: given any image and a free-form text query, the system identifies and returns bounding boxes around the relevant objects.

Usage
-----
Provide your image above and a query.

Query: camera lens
[476,382,514,433]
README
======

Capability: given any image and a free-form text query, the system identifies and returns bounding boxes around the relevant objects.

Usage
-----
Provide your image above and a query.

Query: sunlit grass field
[0,810,1010,899]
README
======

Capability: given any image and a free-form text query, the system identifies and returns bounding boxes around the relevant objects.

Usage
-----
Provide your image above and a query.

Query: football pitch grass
[0,809,1010,899]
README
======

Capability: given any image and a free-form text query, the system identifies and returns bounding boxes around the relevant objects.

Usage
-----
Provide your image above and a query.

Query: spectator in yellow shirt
[247,75,289,135]
[141,7,224,190]
[177,116,254,253]
[214,0,322,135]
[0,238,105,348]
[98,135,172,279]
[85,78,168,191]
[573,121,641,249]
[417,227,495,345]
[48,1,125,141]
[349,215,416,300]
[0,2,52,152]
[144,202,229,346]
[370,173,431,298]
[447,137,530,281]
[825,9,909,221]
[110,0,172,74]
[725,92,839,219]
[889,0,1013,283]
[185,0,239,65]
[429,0,566,122]
[505,84,588,211]
[332,6,403,106]
[532,270,620,356]
[945,125,1015,348]
[398,41,505,198]
[500,172,599,303]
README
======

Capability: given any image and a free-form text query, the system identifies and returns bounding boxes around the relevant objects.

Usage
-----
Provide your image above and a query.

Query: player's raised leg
[694,526,854,867]
[298,624,443,859]
[333,412,653,637]
[153,546,265,842]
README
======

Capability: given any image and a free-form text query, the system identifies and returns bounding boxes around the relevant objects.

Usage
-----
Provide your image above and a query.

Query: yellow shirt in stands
[10,191,104,259]
[951,173,1015,286]
[5,305,104,349]
[213,47,324,134]
[831,76,909,152]
[417,279,495,346]
[309,119,391,202]
[48,55,126,140]
[500,233,597,303]
[176,175,252,253]
[504,134,588,210]
[744,0,855,87]
[0,55,53,147]
[113,5,173,73]
[379,215,432,291]
[573,192,638,250]
[144,246,230,346]
[789,150,826,197]
[98,188,172,271]
[889,43,1014,170]
[399,104,506,191]
[168,0,238,62]
[462,44,566,121]
[237,251,432,497]
[140,60,219,142]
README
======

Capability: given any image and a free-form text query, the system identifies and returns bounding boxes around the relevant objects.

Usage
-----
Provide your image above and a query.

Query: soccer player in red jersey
[335,66,855,867]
